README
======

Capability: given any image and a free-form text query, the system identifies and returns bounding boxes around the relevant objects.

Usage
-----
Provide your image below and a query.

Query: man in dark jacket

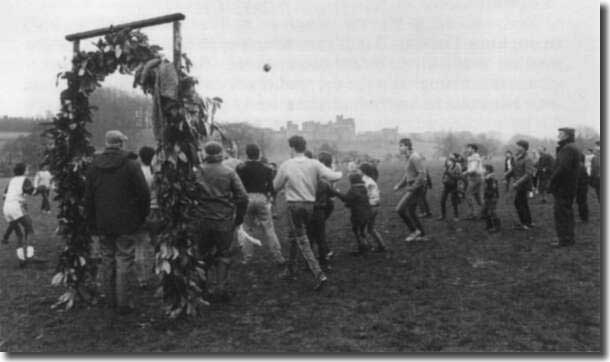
[196,141,249,300]
[236,144,284,266]
[84,130,150,314]
[549,127,581,247]
[535,146,555,203]
[504,140,535,229]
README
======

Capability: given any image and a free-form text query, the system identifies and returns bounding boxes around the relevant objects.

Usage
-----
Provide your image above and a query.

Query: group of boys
[433,127,600,247]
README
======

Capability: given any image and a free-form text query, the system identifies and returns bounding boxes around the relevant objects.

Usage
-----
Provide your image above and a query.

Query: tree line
[0,86,600,174]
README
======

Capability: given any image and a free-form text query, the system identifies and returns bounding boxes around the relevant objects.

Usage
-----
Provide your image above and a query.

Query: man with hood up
[84,130,150,314]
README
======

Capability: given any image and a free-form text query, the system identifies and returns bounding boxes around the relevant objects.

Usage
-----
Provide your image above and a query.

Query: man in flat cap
[84,130,150,314]
[548,127,581,247]
[195,141,249,301]
[505,140,535,230]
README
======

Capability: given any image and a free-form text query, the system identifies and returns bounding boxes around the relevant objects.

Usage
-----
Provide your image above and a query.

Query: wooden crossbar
[65,13,185,41]
[66,13,185,71]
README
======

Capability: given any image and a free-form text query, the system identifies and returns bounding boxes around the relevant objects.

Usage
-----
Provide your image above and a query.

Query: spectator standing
[481,164,501,233]
[463,144,484,220]
[83,130,150,314]
[576,153,589,223]
[549,128,581,247]
[530,151,540,198]
[590,141,600,202]
[133,146,157,288]
[438,155,462,221]
[33,164,53,214]
[504,150,515,192]
[584,149,595,176]
[505,140,535,230]
[535,146,555,203]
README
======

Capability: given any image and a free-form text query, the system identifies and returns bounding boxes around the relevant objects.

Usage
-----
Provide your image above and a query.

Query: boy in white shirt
[462,143,484,219]
[2,163,35,264]
[33,164,53,213]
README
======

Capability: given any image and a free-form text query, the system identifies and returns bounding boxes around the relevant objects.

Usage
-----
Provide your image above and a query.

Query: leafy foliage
[46,27,218,318]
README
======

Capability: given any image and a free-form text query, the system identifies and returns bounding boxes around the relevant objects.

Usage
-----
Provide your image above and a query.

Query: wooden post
[173,20,182,72]
[73,40,80,55]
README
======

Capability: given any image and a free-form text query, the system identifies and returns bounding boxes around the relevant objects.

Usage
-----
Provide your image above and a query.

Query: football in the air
[263,63,271,72]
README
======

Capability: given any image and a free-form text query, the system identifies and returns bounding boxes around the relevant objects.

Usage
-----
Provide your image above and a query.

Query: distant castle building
[275,115,399,157]
[280,114,356,142]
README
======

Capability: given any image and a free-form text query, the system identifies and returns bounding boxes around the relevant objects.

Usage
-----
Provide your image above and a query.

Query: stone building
[280,114,356,142]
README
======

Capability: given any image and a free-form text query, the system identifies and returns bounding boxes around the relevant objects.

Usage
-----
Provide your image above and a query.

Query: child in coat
[438,155,462,221]
[481,164,501,233]
[358,163,388,252]
[333,173,372,256]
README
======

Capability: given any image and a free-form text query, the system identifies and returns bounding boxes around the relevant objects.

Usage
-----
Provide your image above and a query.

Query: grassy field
[0,160,601,352]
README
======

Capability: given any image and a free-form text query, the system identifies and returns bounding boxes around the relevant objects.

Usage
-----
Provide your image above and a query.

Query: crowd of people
[0,126,601,314]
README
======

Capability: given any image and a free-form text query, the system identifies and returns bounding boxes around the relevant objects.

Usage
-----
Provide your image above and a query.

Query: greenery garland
[45,27,219,318]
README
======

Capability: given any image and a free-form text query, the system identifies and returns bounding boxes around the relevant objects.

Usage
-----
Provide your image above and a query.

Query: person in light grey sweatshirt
[273,135,342,291]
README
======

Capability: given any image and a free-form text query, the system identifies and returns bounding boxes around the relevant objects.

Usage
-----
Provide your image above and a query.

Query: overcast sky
[0,0,600,139]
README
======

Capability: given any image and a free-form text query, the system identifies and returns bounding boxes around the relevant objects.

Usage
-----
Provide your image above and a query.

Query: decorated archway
[45,13,223,318]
